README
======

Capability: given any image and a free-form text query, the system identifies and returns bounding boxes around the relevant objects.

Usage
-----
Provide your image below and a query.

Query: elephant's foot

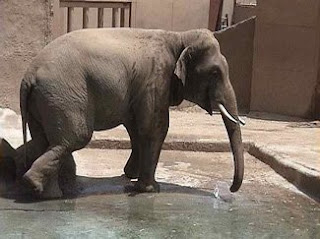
[124,156,140,179]
[59,174,77,197]
[42,175,63,199]
[59,156,77,197]
[22,170,44,195]
[133,179,160,193]
[22,171,63,199]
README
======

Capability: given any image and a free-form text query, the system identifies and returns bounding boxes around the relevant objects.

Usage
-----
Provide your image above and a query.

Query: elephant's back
[36,28,175,60]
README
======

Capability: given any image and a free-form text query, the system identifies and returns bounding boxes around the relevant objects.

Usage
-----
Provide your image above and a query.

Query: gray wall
[251,0,320,118]
[133,0,210,31]
[234,4,256,23]
[0,0,53,112]
[215,17,255,113]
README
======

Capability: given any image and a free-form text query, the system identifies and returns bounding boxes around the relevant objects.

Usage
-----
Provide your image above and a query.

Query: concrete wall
[0,0,53,112]
[234,4,256,23]
[53,0,212,37]
[251,0,320,118]
[215,17,255,113]
[133,0,210,31]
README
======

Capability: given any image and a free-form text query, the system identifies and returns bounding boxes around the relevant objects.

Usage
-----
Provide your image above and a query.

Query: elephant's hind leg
[15,114,75,198]
[23,147,78,199]
[15,114,49,178]
[22,112,93,198]
[22,145,68,197]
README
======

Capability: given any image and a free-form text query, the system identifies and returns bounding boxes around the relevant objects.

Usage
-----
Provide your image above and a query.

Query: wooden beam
[112,8,120,27]
[98,8,104,28]
[60,1,131,9]
[60,1,133,30]
[128,2,131,27]
[83,7,89,28]
[124,7,130,27]
[120,8,125,27]
[61,0,132,2]
[67,7,74,32]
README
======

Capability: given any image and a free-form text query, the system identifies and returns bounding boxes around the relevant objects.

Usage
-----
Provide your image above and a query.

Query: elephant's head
[174,30,245,192]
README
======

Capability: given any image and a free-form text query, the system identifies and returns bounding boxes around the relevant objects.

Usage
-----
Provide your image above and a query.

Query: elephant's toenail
[145,185,154,192]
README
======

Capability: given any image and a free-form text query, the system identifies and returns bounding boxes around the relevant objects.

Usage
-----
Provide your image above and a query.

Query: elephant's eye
[210,67,220,79]
[194,65,205,75]
[212,70,219,77]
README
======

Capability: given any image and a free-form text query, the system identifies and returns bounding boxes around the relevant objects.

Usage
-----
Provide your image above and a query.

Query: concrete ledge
[87,139,252,152]
[248,144,320,202]
[87,138,320,201]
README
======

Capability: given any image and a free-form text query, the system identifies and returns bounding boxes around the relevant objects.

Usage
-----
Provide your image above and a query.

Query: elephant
[2,28,245,198]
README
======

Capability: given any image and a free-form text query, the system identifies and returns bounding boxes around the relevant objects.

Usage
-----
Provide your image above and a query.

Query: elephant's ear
[174,42,210,85]
[169,74,184,106]
[174,46,193,86]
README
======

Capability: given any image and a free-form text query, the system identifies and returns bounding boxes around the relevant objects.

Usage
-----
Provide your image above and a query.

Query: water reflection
[0,174,319,238]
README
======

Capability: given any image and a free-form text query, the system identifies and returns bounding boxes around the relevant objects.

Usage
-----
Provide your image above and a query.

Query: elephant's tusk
[218,104,237,124]
[218,104,245,126]
[238,117,246,126]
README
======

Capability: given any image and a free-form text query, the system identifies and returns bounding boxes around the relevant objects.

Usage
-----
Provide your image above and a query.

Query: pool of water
[0,150,319,238]
[0,191,319,239]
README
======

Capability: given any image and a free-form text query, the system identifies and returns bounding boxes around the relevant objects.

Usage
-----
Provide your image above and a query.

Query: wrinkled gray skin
[11,28,244,198]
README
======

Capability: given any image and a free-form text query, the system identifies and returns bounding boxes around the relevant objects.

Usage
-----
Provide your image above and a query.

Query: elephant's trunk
[219,85,244,192]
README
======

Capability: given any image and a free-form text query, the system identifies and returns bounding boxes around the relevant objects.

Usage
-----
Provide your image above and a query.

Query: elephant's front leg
[134,108,169,193]
[58,154,77,196]
[124,121,140,179]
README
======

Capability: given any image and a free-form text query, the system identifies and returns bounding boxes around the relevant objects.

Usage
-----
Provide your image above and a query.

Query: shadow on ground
[248,112,306,122]
[0,166,319,238]
[0,174,214,203]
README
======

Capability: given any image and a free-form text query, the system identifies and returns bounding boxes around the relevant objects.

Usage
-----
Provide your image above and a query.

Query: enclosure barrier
[60,0,132,32]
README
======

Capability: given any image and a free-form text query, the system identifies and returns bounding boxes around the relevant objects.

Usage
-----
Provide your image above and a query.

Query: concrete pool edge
[87,139,320,202]
[248,144,320,202]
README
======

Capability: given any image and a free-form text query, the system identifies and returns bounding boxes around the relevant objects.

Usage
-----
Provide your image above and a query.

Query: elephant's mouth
[205,99,245,126]
[202,89,245,125]
[217,104,245,126]
[197,88,213,115]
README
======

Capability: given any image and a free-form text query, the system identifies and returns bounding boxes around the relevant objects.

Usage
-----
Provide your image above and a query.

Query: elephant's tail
[20,74,35,167]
